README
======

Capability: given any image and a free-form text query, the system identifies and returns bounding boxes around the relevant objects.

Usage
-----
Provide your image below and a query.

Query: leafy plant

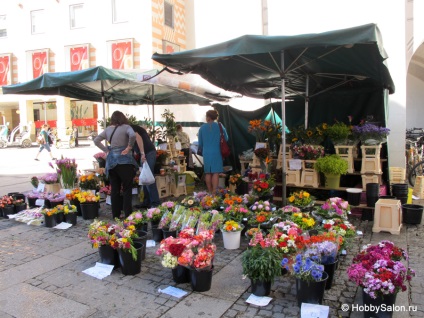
[242,244,282,283]
[326,121,352,144]
[315,154,348,175]
[161,109,177,138]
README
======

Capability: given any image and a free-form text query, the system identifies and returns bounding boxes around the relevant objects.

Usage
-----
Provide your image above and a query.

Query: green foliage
[326,121,351,144]
[242,246,282,283]
[315,154,348,175]
[97,113,138,127]
[70,102,88,119]
[161,109,177,138]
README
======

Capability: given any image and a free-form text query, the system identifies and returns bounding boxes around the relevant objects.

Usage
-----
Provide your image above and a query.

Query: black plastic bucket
[402,204,423,224]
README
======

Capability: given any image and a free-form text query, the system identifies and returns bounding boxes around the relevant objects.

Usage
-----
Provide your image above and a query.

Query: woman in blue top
[198,109,228,193]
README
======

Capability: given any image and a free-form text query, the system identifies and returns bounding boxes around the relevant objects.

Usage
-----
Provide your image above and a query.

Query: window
[70,4,85,29]
[112,0,128,23]
[0,15,6,37]
[164,2,173,28]
[31,10,45,34]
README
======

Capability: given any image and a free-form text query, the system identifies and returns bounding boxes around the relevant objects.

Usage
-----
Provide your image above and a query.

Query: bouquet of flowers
[250,200,273,213]
[46,193,66,202]
[291,144,325,160]
[79,174,99,190]
[275,231,299,255]
[161,201,176,210]
[277,205,301,219]
[248,119,266,142]
[145,207,164,223]
[39,173,59,184]
[282,253,325,282]
[55,203,77,214]
[74,191,100,203]
[200,195,222,210]
[156,236,187,269]
[99,185,111,196]
[314,197,350,219]
[222,220,243,232]
[223,204,249,222]
[352,123,390,144]
[273,220,302,236]
[245,227,262,239]
[158,211,172,229]
[322,219,356,239]
[26,191,41,199]
[180,209,201,230]
[51,157,78,189]
[347,240,414,299]
[288,190,313,207]
[229,174,243,186]
[125,211,145,228]
[66,188,81,201]
[223,194,243,206]
[180,196,197,208]
[249,211,272,227]
[254,147,269,160]
[304,238,339,265]
[290,212,315,230]
[251,174,275,197]
[41,207,59,217]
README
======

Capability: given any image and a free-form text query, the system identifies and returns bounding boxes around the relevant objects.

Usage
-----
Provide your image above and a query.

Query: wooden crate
[372,199,402,235]
[389,167,406,184]
[361,173,382,190]
[360,145,382,174]
[300,160,319,188]
[155,175,170,199]
[413,176,424,198]
[335,145,357,173]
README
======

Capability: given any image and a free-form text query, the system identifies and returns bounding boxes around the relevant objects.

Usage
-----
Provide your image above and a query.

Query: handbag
[218,123,230,158]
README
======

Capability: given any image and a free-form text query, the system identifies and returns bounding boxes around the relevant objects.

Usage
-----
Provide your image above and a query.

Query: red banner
[111,41,132,69]
[72,118,98,126]
[70,46,89,71]
[32,51,48,78]
[34,120,57,129]
[0,55,10,86]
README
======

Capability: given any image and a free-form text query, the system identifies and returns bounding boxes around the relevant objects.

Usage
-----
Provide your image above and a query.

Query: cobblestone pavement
[0,200,423,318]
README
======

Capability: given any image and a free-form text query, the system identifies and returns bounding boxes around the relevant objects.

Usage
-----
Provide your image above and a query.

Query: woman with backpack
[34,124,56,161]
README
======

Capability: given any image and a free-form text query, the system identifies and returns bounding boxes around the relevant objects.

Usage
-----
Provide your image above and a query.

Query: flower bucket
[65,213,77,226]
[135,222,148,232]
[362,289,396,318]
[402,204,423,224]
[251,279,272,296]
[27,197,37,208]
[295,272,328,307]
[222,230,242,249]
[151,227,164,242]
[346,188,362,206]
[323,259,338,290]
[172,265,191,284]
[190,266,213,292]
[14,204,26,213]
[117,242,143,275]
[98,244,120,268]
[80,202,99,220]
[324,174,340,188]
[54,212,65,224]
[162,228,177,239]
[44,214,56,228]
[2,205,15,217]
[133,230,147,261]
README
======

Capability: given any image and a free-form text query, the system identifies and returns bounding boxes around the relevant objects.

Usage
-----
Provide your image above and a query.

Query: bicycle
[406,128,424,186]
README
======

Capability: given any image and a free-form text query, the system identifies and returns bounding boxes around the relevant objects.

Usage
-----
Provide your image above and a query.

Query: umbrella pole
[101,82,107,146]
[305,75,309,129]
[151,85,155,143]
[281,50,287,206]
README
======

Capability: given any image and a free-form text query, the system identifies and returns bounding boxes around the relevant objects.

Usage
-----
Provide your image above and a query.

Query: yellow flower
[303,192,310,198]
[122,238,128,243]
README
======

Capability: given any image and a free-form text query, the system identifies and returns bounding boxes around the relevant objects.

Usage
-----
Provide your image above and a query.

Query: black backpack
[48,134,53,145]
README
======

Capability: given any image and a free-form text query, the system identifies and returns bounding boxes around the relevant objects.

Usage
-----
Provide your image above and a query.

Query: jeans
[142,150,161,207]
[109,164,136,218]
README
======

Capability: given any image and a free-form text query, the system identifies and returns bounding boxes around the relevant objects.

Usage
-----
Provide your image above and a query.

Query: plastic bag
[139,162,155,185]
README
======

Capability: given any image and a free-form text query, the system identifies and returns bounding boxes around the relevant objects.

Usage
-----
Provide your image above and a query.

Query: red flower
[169,243,185,257]
[260,182,269,189]
[323,224,332,230]
[259,174,266,179]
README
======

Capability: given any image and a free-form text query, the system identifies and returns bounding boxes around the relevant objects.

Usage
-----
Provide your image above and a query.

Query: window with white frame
[164,2,173,28]
[0,15,7,37]
[70,4,85,29]
[112,0,129,23]
[31,10,45,34]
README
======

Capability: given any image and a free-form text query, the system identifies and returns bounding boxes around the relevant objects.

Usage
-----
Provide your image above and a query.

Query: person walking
[34,124,56,161]
[73,126,79,147]
[198,109,228,193]
[131,124,161,208]
[94,111,138,219]
[176,124,193,170]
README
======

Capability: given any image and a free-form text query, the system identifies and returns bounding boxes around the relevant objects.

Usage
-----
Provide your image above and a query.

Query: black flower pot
[295,272,328,307]
[44,199,51,209]
[44,214,56,228]
[2,205,15,217]
[150,220,160,228]
[323,259,338,290]
[402,204,423,224]
[14,204,26,213]
[54,212,65,224]
[118,242,143,275]
[172,265,191,284]
[190,267,213,292]
[362,289,396,318]
[236,182,249,195]
[162,228,177,239]
[65,213,77,226]
[27,197,37,208]
[80,202,99,220]
[133,230,147,261]
[98,244,120,268]
[251,279,272,296]
[136,222,148,232]
[151,227,164,242]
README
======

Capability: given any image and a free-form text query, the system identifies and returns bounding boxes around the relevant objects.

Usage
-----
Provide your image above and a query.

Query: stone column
[18,99,35,139]
[56,97,72,138]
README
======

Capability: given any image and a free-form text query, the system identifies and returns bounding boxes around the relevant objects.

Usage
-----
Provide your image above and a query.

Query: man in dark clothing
[131,125,161,208]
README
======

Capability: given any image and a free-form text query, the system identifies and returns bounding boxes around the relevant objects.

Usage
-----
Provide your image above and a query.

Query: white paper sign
[146,240,156,247]
[158,286,187,298]
[246,294,273,307]
[53,222,73,229]
[356,230,363,236]
[82,262,114,280]
[175,141,182,150]
[37,183,45,192]
[132,188,138,194]
[106,195,112,205]
[61,189,72,195]
[301,303,329,318]
[35,199,45,206]
[289,159,302,170]
[255,142,267,150]
[341,249,347,255]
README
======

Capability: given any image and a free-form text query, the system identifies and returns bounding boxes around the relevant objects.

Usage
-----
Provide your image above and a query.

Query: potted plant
[315,154,348,188]
[161,109,177,139]
[41,207,58,228]
[313,197,351,221]
[50,157,78,190]
[74,191,100,220]
[221,220,243,249]
[326,121,352,145]
[291,144,325,160]
[287,190,314,211]
[62,203,78,225]
[347,240,414,318]
[39,173,61,193]
[242,230,282,296]
[251,173,275,201]
[352,123,390,145]
[78,174,99,192]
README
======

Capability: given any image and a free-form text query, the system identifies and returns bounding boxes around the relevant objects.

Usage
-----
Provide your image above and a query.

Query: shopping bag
[140,162,155,185]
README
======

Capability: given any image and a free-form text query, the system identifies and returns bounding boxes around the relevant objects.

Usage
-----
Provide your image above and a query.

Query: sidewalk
[0,145,422,317]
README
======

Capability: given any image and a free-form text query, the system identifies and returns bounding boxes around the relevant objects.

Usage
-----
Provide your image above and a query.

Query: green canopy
[152,23,395,204]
